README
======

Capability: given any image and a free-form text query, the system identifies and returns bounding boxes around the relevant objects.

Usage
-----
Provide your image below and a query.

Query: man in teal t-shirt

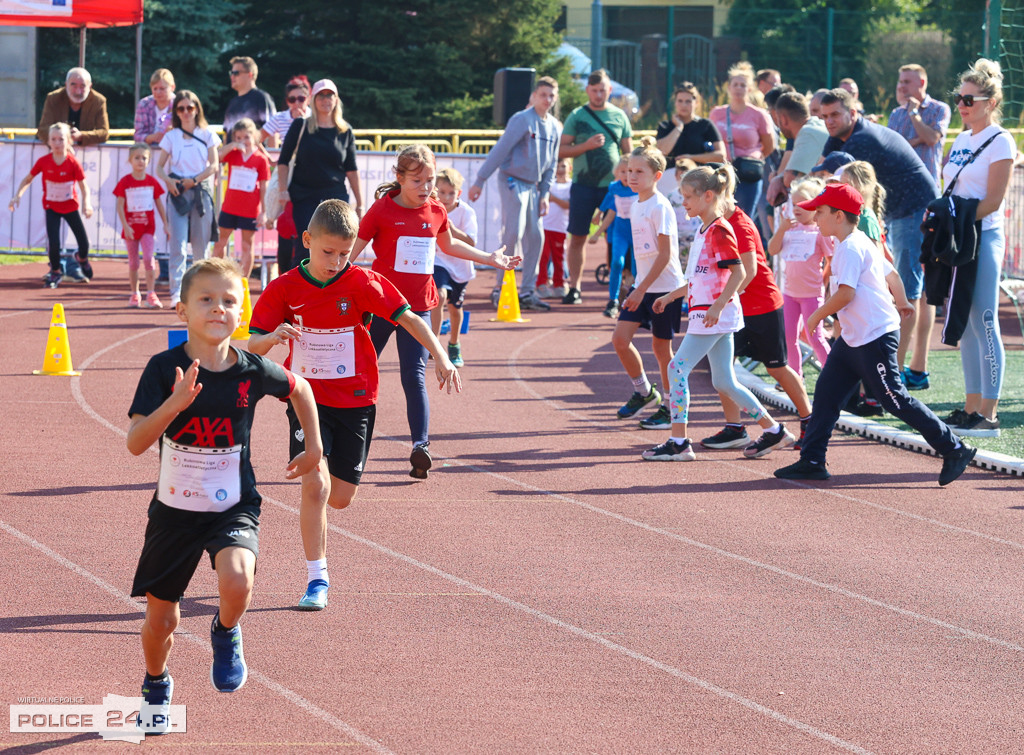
[559,69,633,304]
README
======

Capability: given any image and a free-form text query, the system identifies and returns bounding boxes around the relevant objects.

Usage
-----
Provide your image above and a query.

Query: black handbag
[725,108,765,184]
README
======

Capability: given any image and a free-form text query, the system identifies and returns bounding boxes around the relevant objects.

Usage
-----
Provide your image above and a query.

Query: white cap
[310,79,338,98]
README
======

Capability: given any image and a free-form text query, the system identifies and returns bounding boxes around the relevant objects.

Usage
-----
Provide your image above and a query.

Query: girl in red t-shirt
[9,122,94,288]
[113,144,169,308]
[212,119,271,277]
[350,145,520,478]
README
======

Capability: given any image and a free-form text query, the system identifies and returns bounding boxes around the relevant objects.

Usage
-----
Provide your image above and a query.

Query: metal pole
[591,0,602,73]
[825,8,834,88]
[988,0,1002,59]
[78,27,86,68]
[666,7,675,110]
[135,23,143,108]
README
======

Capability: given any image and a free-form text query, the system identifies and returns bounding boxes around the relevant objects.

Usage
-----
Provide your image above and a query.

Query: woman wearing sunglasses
[156,90,221,306]
[939,58,1016,438]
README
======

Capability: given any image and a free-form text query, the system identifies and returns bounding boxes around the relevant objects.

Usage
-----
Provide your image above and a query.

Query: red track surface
[1,257,1022,754]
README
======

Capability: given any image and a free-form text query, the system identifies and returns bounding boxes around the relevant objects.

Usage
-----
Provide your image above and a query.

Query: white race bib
[781,229,818,262]
[228,166,258,193]
[45,180,74,203]
[685,231,704,282]
[395,235,436,274]
[290,325,356,379]
[125,186,155,213]
[613,194,636,220]
[158,437,241,512]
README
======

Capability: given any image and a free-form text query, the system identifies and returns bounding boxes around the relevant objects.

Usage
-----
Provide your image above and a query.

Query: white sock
[632,373,652,395]
[670,436,688,445]
[307,558,328,585]
[765,422,781,434]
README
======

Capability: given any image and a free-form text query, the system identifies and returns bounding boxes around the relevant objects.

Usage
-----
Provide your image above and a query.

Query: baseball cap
[811,151,855,175]
[310,79,338,98]
[796,183,864,215]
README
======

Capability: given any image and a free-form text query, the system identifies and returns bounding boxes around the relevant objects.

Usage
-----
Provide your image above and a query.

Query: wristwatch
[910,108,920,117]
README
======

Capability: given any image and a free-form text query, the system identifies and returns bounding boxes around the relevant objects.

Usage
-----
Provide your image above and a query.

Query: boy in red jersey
[248,199,461,611]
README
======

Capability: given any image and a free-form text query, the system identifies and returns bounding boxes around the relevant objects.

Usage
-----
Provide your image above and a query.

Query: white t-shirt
[831,229,900,348]
[543,180,571,233]
[686,217,744,335]
[629,191,685,294]
[943,125,1016,231]
[434,201,478,283]
[159,127,222,178]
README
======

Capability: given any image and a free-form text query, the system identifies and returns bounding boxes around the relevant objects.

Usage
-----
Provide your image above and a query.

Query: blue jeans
[166,192,214,302]
[961,226,1005,399]
[733,179,762,218]
[886,211,927,300]
[370,310,430,446]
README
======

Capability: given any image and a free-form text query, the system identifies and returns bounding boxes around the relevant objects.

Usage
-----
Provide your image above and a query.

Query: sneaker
[743,425,796,458]
[448,342,464,367]
[639,405,671,430]
[642,438,696,461]
[562,287,582,305]
[43,271,63,288]
[774,458,831,480]
[67,269,89,283]
[793,418,810,452]
[943,408,970,427]
[145,291,164,309]
[602,299,620,318]
[139,672,174,735]
[297,579,329,611]
[128,292,142,308]
[490,289,501,307]
[210,615,247,692]
[617,384,661,419]
[956,412,1001,438]
[849,399,884,417]
[939,443,977,486]
[559,284,571,298]
[700,425,750,449]
[536,283,555,299]
[410,441,432,479]
[902,367,930,391]
[519,291,552,311]
[74,252,93,280]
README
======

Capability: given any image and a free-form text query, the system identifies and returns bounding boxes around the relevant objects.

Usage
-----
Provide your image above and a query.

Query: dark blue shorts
[432,265,468,308]
[567,183,609,236]
[617,289,683,340]
[218,210,258,231]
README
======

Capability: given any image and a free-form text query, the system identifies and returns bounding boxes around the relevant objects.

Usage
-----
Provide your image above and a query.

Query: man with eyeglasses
[36,67,109,146]
[223,56,276,141]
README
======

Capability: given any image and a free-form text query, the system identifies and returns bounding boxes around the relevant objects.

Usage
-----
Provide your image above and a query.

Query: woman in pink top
[709,62,775,217]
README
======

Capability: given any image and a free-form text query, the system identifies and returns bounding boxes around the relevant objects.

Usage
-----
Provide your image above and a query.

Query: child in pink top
[767,178,833,376]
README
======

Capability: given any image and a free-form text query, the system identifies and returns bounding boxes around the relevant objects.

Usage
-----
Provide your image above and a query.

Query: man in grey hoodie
[469,77,562,311]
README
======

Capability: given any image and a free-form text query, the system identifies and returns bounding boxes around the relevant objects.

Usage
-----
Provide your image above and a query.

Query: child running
[537,157,571,299]
[114,143,169,308]
[611,137,682,429]
[212,118,271,278]
[431,167,478,368]
[774,183,976,485]
[351,145,520,479]
[643,165,794,461]
[588,156,637,318]
[249,199,460,610]
[8,122,94,287]
[127,257,321,731]
[766,177,832,378]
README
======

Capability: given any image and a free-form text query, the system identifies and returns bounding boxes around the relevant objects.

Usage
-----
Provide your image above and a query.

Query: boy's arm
[885,268,915,319]
[248,322,301,356]
[395,309,462,395]
[624,233,671,311]
[283,375,323,479]
[436,227,520,270]
[588,210,616,243]
[126,360,203,455]
[807,284,856,334]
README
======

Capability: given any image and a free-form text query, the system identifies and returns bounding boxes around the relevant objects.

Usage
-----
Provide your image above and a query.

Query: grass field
[0,254,41,265]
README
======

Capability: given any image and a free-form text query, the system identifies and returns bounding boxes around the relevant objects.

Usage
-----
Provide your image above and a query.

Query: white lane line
[506,325,1024,551]
[0,295,122,320]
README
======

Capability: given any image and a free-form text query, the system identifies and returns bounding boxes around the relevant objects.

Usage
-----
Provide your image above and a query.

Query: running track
[1,258,1022,753]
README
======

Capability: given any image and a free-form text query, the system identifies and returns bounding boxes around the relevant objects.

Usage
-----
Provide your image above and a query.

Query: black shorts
[218,210,258,231]
[433,265,468,308]
[617,289,683,340]
[734,308,787,368]
[131,500,260,603]
[288,401,375,486]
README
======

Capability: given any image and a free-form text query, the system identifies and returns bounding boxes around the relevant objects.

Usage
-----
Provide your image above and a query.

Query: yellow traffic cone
[489,269,530,323]
[232,277,252,340]
[33,303,81,376]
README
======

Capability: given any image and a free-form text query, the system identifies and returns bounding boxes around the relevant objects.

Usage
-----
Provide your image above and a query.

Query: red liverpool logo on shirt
[236,380,251,408]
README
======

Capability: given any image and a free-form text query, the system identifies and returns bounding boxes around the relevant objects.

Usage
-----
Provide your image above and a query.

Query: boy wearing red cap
[774,183,975,486]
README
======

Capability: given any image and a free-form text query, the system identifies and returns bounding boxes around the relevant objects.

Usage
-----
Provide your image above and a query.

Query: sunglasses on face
[229,69,246,76]
[287,95,307,104]
[954,93,990,107]
[176,104,196,112]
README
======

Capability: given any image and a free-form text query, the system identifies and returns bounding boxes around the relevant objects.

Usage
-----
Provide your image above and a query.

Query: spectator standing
[37,67,109,146]
[134,69,176,146]
[654,82,725,167]
[757,69,782,96]
[765,92,829,204]
[223,56,276,138]
[558,69,634,305]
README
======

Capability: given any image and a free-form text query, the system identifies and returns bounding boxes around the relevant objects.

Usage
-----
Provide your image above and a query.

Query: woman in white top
[156,90,221,305]
[941,58,1016,437]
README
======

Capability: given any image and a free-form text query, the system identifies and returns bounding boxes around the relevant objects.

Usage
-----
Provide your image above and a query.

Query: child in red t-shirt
[114,143,169,308]
[9,122,94,288]
[212,118,271,277]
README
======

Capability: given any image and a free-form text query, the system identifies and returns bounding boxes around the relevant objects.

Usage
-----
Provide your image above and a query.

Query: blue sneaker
[210,615,247,692]
[297,579,329,611]
[902,366,930,390]
[139,672,173,735]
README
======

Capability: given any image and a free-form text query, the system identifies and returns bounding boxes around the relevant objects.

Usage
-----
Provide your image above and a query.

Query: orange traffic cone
[33,303,81,376]
[490,269,529,323]
[232,277,252,340]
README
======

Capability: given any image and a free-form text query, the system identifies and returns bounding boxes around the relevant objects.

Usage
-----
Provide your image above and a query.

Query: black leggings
[45,208,89,272]
[277,235,299,273]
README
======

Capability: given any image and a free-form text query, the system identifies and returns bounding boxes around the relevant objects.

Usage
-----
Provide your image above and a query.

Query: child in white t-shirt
[537,158,571,298]
[431,168,478,367]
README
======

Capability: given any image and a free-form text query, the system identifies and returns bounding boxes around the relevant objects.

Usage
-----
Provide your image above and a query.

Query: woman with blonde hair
[133,68,176,145]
